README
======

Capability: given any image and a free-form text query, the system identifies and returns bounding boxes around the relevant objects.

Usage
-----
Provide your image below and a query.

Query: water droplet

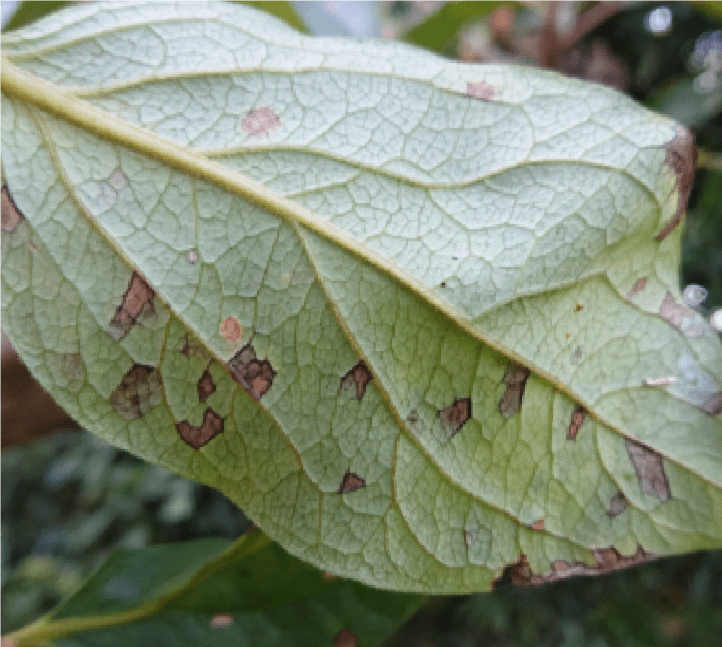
[645,5,672,35]
[711,309,722,332]
[683,284,708,307]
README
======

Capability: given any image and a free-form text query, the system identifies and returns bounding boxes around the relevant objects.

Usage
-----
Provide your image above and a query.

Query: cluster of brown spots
[109,272,155,341]
[109,365,162,421]
[241,107,281,137]
[626,277,648,301]
[493,546,652,589]
[332,629,359,647]
[340,361,372,401]
[607,491,628,518]
[338,469,365,494]
[228,344,276,399]
[656,126,696,242]
[176,408,224,449]
[567,405,586,440]
[209,614,233,628]
[1,186,24,233]
[529,519,545,531]
[658,291,705,337]
[467,80,498,100]
[219,316,243,344]
[498,363,530,418]
[438,397,472,438]
[625,439,671,502]
[701,392,722,416]
[197,369,216,403]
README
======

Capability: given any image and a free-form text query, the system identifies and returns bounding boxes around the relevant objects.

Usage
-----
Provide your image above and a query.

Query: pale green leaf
[2,1,721,594]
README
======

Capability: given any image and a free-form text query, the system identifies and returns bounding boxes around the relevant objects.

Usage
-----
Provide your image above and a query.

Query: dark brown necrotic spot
[176,407,224,449]
[701,391,722,416]
[567,405,586,440]
[439,397,472,438]
[625,439,671,502]
[607,491,628,518]
[656,126,696,242]
[332,629,359,647]
[499,363,530,419]
[109,272,155,341]
[1,186,25,233]
[340,360,372,401]
[228,343,276,399]
[197,369,216,403]
[338,469,365,494]
[109,364,162,421]
[626,277,648,300]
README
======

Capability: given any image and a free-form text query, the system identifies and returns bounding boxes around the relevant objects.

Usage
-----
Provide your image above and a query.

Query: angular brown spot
[498,363,530,418]
[607,491,628,518]
[467,80,498,100]
[109,273,155,341]
[209,614,233,628]
[701,392,722,416]
[228,343,276,399]
[241,107,281,137]
[109,365,162,421]
[567,405,586,440]
[176,408,224,449]
[626,277,648,300]
[1,186,24,233]
[338,469,365,494]
[439,397,472,438]
[219,316,243,344]
[529,519,545,531]
[332,629,359,647]
[197,369,216,403]
[656,126,696,242]
[625,439,671,502]
[405,408,421,435]
[340,360,372,401]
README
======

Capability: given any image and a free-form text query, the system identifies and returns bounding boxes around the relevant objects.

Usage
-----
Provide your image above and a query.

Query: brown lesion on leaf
[626,277,647,301]
[567,405,586,440]
[607,491,628,518]
[241,107,281,137]
[656,126,696,242]
[340,360,372,401]
[228,343,276,399]
[219,316,243,344]
[179,334,210,360]
[499,362,530,418]
[701,392,722,416]
[574,302,584,312]
[338,469,365,494]
[1,186,25,233]
[467,80,498,100]
[439,397,472,438]
[209,614,233,628]
[332,629,359,647]
[197,369,216,403]
[493,546,653,589]
[529,519,545,531]
[109,272,155,341]
[625,439,671,502]
[658,291,705,337]
[176,407,224,449]
[109,364,162,421]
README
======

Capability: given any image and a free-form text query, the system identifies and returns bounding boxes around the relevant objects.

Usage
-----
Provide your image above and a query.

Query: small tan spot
[571,346,583,364]
[338,470,365,494]
[606,491,628,518]
[228,343,276,399]
[625,439,671,502]
[322,571,338,581]
[405,408,421,435]
[197,369,216,403]
[467,80,498,100]
[219,317,243,344]
[109,273,155,341]
[241,107,281,137]
[656,126,696,242]
[209,614,233,628]
[659,291,703,337]
[701,392,722,416]
[1,186,24,233]
[332,629,359,647]
[179,334,210,360]
[645,376,676,387]
[176,408,224,449]
[340,360,372,401]
[109,365,162,421]
[574,303,584,312]
[463,529,478,547]
[626,277,648,300]
[499,363,530,418]
[565,331,571,339]
[439,397,472,438]
[567,405,586,440]
[187,250,198,264]
[529,519,545,531]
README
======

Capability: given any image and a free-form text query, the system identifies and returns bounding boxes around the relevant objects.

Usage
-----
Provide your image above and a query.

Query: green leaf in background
[6,530,423,646]
[2,1,721,594]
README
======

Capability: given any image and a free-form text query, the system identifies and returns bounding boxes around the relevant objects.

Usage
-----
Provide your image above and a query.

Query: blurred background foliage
[2,1,722,645]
